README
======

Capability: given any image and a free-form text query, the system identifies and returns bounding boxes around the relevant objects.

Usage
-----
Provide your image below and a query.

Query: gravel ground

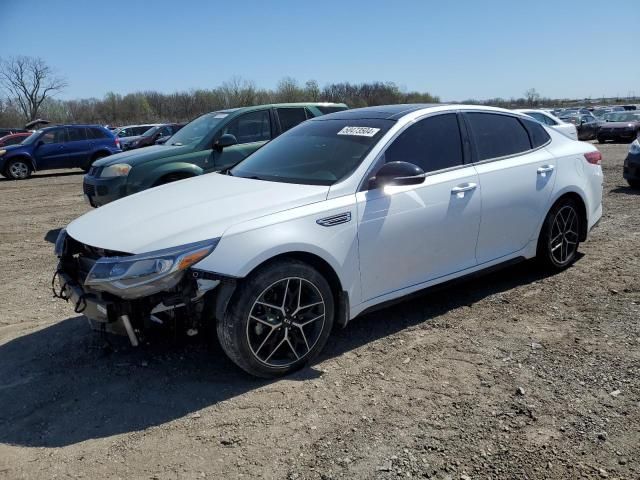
[0,143,638,480]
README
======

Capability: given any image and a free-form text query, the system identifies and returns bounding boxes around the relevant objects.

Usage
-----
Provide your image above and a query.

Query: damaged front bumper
[53,269,142,345]
[52,232,231,346]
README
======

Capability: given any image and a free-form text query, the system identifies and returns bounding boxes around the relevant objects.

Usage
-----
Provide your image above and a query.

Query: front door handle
[451,183,477,197]
[537,165,555,175]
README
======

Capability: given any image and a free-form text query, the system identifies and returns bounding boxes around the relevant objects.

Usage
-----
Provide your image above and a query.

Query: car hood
[600,122,640,129]
[1,143,27,153]
[67,173,329,254]
[93,144,193,167]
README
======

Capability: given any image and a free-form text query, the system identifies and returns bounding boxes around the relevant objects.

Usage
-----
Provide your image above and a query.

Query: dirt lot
[0,143,638,480]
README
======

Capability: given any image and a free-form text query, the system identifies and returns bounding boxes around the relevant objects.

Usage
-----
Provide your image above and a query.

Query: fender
[2,153,36,172]
[148,162,204,187]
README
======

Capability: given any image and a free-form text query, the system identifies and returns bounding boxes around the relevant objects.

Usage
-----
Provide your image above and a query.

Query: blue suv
[0,125,121,180]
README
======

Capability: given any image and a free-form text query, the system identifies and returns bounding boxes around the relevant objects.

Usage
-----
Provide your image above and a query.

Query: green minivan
[82,102,348,207]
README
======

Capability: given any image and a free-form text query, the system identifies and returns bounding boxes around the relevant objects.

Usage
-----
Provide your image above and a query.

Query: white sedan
[54,104,603,377]
[515,108,579,140]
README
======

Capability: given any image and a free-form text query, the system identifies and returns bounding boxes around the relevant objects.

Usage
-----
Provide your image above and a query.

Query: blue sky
[1,0,637,101]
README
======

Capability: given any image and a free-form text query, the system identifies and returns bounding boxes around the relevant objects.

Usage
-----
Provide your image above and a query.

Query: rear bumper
[82,174,128,207]
[623,152,640,181]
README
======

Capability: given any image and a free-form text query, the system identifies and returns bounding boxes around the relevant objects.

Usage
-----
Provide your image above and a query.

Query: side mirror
[369,161,425,189]
[214,134,238,151]
[35,139,44,148]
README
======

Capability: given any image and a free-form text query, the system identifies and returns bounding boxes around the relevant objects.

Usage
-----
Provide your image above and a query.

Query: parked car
[597,112,640,143]
[623,138,640,189]
[0,128,29,137]
[82,102,348,207]
[515,109,578,140]
[557,107,591,117]
[0,125,121,180]
[54,104,603,377]
[113,124,161,140]
[592,106,625,118]
[120,123,185,151]
[559,113,600,140]
[0,132,31,147]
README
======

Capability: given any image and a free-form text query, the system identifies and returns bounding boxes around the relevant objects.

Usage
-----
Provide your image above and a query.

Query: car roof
[40,124,111,130]
[311,104,444,121]
[218,102,348,115]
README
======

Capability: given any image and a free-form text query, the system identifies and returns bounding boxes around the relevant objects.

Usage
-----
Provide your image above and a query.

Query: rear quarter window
[466,113,532,161]
[520,118,551,148]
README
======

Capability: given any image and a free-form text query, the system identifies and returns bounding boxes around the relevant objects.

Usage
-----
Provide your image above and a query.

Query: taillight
[584,151,602,165]
[115,138,120,148]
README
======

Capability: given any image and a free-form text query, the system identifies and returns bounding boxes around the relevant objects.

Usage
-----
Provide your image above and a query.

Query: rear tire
[217,259,334,378]
[536,197,581,270]
[597,137,605,144]
[628,179,640,189]
[4,158,32,180]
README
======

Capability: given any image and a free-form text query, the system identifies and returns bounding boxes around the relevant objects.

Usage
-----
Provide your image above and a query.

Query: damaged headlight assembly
[84,238,219,299]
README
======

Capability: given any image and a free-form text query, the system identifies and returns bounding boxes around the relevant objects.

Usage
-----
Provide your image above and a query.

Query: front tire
[217,259,334,378]
[628,179,640,189]
[537,198,581,270]
[5,158,32,180]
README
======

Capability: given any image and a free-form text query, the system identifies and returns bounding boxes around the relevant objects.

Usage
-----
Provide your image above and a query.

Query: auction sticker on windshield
[337,126,380,137]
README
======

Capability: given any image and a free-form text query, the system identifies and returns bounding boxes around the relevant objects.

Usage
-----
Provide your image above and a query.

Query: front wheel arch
[152,171,196,187]
[216,251,348,328]
[3,156,34,178]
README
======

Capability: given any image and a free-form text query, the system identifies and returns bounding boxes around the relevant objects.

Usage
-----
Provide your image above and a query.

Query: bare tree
[0,56,67,122]
[525,88,540,107]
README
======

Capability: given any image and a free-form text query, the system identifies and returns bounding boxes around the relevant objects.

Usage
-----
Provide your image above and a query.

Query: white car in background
[515,109,578,140]
[54,104,603,378]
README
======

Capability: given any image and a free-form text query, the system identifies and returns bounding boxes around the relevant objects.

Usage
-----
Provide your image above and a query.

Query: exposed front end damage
[53,230,230,346]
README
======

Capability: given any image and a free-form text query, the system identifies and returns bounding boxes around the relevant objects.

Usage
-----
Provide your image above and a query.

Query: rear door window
[383,113,464,173]
[466,113,532,160]
[67,127,87,142]
[276,108,308,133]
[223,110,272,144]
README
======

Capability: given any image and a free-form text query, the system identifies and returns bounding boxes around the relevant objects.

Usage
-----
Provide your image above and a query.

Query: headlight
[630,139,640,155]
[84,238,219,298]
[101,163,131,178]
[0,149,6,156]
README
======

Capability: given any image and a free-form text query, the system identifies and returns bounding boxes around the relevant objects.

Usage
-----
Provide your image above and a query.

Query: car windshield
[167,113,226,146]
[20,130,43,145]
[141,126,159,137]
[604,112,639,122]
[230,118,394,186]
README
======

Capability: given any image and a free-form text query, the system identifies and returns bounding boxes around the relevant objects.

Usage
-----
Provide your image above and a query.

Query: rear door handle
[451,182,477,196]
[537,165,555,174]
